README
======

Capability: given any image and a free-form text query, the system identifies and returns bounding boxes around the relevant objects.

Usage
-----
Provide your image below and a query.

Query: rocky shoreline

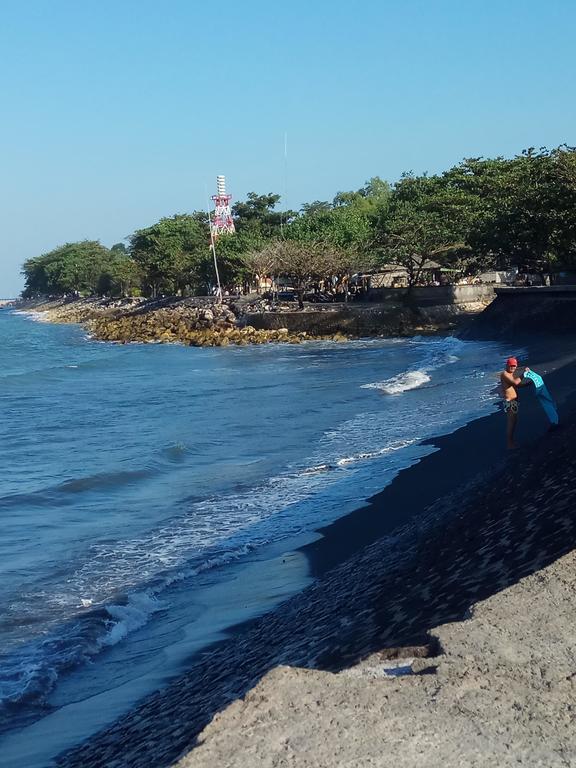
[14,295,473,346]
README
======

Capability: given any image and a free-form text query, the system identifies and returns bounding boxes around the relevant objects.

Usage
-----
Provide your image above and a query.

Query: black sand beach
[51,315,576,768]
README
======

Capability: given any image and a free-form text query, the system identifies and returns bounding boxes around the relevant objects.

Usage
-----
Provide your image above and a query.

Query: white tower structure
[210,175,235,236]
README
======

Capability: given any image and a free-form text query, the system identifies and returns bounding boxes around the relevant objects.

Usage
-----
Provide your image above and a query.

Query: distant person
[500,357,531,449]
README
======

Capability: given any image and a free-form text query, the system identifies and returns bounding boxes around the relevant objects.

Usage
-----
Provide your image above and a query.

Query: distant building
[358,260,454,289]
[477,269,517,284]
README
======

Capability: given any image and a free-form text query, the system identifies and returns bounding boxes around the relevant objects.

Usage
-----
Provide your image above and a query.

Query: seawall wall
[245,285,495,337]
[366,284,495,306]
[462,286,576,339]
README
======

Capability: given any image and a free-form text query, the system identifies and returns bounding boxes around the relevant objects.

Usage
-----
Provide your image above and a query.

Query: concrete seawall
[245,285,496,337]
[244,305,415,336]
[366,284,495,306]
[462,285,576,339]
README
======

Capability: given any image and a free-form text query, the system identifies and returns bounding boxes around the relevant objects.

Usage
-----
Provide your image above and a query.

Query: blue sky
[1,0,575,296]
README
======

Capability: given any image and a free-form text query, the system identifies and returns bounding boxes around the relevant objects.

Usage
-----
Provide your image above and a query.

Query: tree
[97,254,142,297]
[239,247,280,293]
[374,174,471,288]
[287,177,390,255]
[300,200,331,216]
[253,240,339,308]
[464,147,576,274]
[195,232,262,293]
[22,241,112,297]
[232,192,296,237]
[129,214,209,297]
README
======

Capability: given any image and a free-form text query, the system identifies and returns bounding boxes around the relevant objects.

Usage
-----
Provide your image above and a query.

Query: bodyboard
[523,369,559,425]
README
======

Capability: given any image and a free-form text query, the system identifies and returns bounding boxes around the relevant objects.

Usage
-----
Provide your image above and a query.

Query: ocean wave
[0,542,259,712]
[301,464,333,474]
[335,438,419,465]
[11,310,50,323]
[0,469,157,509]
[362,370,431,394]
[58,469,155,494]
[0,424,428,711]
[361,336,463,394]
[0,594,160,712]
[101,592,163,647]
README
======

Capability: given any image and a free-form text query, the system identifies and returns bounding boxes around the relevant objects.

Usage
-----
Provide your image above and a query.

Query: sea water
[0,308,505,765]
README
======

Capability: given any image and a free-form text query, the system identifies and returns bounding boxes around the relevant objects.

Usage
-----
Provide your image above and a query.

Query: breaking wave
[362,336,462,394]
[363,370,431,394]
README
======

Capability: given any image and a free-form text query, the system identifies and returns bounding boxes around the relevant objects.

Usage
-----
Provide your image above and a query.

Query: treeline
[21,146,576,299]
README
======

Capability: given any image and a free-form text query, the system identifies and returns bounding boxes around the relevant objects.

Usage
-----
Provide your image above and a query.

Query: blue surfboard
[523,369,559,426]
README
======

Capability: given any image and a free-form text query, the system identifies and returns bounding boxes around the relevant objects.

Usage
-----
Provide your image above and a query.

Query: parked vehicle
[303,291,336,303]
[276,290,297,302]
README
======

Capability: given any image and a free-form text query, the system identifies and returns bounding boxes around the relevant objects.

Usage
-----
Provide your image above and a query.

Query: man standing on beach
[500,356,531,449]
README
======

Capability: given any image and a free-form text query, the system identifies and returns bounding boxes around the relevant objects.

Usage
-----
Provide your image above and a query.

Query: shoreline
[0,309,485,767]
[10,295,479,346]
[50,338,576,767]
[304,333,576,578]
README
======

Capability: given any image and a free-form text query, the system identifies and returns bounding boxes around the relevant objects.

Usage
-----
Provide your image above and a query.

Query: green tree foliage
[22,241,112,297]
[211,231,267,289]
[287,176,390,253]
[129,214,209,297]
[232,192,296,238]
[373,173,472,286]
[97,253,143,297]
[20,147,576,300]
[457,147,576,272]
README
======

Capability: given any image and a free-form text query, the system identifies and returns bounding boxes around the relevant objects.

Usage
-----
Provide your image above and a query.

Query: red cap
[506,357,518,367]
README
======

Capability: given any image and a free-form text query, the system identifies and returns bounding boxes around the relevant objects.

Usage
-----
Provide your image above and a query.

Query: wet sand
[52,338,576,768]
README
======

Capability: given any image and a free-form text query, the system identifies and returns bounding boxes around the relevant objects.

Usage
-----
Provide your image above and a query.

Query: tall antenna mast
[280,133,288,238]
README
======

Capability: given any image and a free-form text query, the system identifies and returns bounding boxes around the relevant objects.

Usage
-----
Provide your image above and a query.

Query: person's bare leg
[507,410,518,449]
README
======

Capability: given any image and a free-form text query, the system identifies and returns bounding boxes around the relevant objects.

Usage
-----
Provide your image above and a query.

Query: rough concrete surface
[177,550,576,768]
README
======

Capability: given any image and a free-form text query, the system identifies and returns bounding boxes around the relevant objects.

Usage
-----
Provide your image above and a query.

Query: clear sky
[1,0,575,296]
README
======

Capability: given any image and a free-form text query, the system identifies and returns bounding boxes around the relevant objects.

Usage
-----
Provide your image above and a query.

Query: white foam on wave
[362,370,431,394]
[102,592,163,646]
[335,438,419,466]
[0,542,261,710]
[302,464,332,474]
[10,421,426,639]
[12,309,50,323]
[361,336,463,395]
